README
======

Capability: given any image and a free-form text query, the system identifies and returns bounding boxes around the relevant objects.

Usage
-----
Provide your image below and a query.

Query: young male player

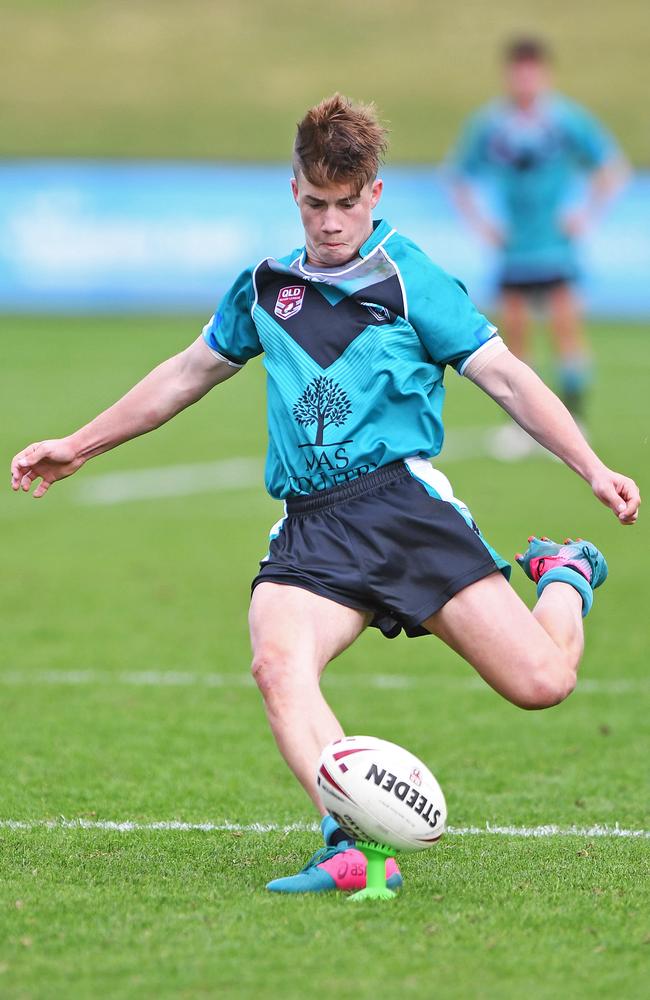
[450,36,627,443]
[11,95,640,895]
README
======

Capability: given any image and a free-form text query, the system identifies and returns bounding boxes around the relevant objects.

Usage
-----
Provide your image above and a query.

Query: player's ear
[290,176,299,204]
[370,178,383,208]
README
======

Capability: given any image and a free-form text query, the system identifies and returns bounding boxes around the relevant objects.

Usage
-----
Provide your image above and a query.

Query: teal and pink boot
[266,816,402,894]
[516,536,608,616]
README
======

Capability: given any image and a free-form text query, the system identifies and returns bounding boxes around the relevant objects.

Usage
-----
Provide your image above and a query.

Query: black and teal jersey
[203,219,499,499]
[450,94,620,282]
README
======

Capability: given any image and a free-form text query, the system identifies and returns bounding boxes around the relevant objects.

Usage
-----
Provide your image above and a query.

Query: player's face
[291,174,383,267]
[505,58,550,106]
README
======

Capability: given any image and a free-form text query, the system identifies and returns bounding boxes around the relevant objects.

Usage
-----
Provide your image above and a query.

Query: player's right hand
[479,220,506,247]
[10,438,84,498]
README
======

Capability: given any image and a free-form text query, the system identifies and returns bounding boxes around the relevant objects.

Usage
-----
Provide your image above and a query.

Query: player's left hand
[591,469,641,524]
[560,208,590,238]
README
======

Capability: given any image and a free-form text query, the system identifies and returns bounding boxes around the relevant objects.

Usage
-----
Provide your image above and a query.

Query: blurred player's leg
[501,286,530,360]
[547,282,592,422]
[249,581,370,811]
[491,287,538,459]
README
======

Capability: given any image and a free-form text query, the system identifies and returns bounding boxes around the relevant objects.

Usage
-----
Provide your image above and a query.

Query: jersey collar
[505,93,552,121]
[358,218,393,258]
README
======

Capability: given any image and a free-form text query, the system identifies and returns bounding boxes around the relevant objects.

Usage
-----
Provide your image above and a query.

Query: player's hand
[560,209,590,239]
[591,469,641,524]
[478,220,505,247]
[10,438,84,498]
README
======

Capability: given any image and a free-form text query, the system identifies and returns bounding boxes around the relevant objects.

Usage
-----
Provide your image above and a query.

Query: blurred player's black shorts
[499,274,573,296]
[252,459,511,639]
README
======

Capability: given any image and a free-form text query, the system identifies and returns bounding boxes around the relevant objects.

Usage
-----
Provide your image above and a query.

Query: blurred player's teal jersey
[451,94,619,283]
[203,219,498,498]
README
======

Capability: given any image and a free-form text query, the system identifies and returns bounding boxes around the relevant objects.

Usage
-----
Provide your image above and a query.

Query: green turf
[1,0,649,163]
[1,832,648,999]
[1,316,649,998]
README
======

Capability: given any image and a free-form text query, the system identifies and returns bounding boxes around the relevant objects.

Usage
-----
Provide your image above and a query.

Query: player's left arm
[562,156,630,237]
[562,105,630,237]
[467,347,640,524]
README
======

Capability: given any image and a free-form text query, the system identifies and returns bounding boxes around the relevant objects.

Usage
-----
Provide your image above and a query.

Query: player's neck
[304,251,358,269]
[511,93,544,114]
[304,223,374,269]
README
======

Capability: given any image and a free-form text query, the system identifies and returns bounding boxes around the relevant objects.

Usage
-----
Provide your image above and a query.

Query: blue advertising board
[1,161,648,316]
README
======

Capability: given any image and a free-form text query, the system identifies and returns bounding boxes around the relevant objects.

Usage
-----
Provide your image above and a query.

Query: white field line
[74,426,549,506]
[75,456,263,505]
[0,818,647,839]
[0,669,647,696]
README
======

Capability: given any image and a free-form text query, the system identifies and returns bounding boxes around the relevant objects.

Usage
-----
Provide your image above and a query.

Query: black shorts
[252,459,511,639]
[499,274,572,297]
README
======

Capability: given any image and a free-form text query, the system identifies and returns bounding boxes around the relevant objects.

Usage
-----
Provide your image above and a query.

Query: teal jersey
[451,93,619,281]
[203,219,499,499]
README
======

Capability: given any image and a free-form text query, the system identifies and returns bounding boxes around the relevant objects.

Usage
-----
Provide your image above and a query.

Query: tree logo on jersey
[293,376,352,446]
[275,285,306,320]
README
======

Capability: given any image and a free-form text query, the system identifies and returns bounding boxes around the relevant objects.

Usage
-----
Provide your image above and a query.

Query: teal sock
[557,355,592,417]
[536,566,594,617]
[321,815,351,847]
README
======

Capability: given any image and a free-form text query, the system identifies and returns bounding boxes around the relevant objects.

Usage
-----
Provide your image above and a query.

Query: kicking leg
[249,581,370,812]
[422,572,584,709]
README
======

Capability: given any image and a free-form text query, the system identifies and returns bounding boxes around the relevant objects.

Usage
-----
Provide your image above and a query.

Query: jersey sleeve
[449,110,491,178]
[202,267,263,366]
[564,103,620,169]
[406,252,500,374]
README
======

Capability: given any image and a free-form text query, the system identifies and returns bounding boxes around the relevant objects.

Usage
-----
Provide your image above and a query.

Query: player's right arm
[451,181,504,247]
[11,336,238,499]
[12,265,263,499]
[448,107,504,246]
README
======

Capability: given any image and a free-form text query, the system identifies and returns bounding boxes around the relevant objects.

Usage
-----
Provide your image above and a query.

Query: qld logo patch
[275,285,306,320]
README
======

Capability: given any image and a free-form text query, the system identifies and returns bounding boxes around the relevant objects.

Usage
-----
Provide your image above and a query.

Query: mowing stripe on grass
[0,818,648,838]
[0,669,647,696]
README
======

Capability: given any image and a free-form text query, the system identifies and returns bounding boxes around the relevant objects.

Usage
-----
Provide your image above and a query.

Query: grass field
[1,316,648,998]
[1,0,649,162]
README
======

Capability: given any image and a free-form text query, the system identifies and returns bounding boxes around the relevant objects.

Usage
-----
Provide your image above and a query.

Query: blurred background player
[450,35,628,454]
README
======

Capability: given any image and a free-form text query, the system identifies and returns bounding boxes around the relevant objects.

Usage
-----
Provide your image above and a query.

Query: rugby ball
[317,735,446,852]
